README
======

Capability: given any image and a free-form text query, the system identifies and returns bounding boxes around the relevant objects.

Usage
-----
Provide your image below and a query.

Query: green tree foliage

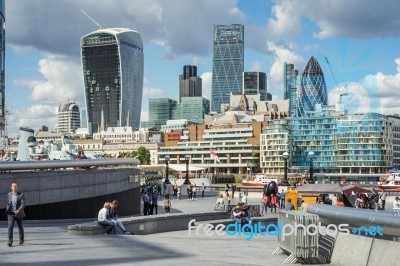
[129,146,151,165]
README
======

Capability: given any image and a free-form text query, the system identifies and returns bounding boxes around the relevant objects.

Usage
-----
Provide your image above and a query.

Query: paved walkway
[0,195,287,266]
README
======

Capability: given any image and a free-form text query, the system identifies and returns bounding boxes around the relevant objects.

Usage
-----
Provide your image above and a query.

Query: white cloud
[266,1,302,38]
[250,61,263,72]
[143,87,165,97]
[200,72,212,100]
[266,42,305,98]
[8,104,58,136]
[268,0,400,40]
[29,55,83,104]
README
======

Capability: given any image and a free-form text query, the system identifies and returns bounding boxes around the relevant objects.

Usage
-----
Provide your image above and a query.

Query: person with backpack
[270,194,278,213]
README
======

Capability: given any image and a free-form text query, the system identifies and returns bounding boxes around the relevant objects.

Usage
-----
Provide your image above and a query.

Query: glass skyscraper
[242,72,267,101]
[0,0,5,134]
[141,98,177,129]
[179,65,202,102]
[283,63,299,117]
[297,56,328,117]
[81,28,144,134]
[211,24,244,113]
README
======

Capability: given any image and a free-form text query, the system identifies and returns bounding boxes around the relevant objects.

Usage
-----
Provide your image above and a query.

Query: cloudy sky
[4,0,400,136]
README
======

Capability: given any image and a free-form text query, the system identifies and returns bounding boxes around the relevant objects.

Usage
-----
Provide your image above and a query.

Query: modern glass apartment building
[81,28,144,134]
[211,24,244,113]
[260,109,400,175]
[283,63,299,117]
[297,56,328,117]
[0,0,5,133]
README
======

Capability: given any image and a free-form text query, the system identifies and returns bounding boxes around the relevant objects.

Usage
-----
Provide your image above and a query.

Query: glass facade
[141,98,177,129]
[260,109,400,175]
[179,65,202,102]
[81,28,143,134]
[173,97,210,123]
[283,63,299,117]
[0,0,5,133]
[211,24,244,112]
[242,72,267,101]
[297,57,328,117]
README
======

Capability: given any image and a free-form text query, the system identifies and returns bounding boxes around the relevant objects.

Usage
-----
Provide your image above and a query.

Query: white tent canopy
[168,164,208,172]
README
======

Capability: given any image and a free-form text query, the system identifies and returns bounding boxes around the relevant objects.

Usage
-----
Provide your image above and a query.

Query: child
[164,195,171,214]
[227,193,231,204]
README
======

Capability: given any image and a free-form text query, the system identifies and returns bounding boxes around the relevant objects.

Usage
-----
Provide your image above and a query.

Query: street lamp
[184,155,191,184]
[164,155,170,184]
[308,151,314,183]
[282,152,289,184]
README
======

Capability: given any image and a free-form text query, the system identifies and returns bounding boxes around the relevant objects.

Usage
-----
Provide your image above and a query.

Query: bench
[68,211,229,235]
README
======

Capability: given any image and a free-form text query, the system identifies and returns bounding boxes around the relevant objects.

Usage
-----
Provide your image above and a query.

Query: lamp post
[308,151,314,183]
[184,155,190,184]
[282,152,289,184]
[164,155,170,184]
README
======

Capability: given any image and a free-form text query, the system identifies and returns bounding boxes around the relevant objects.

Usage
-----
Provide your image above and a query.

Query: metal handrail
[0,158,140,171]
[307,204,400,236]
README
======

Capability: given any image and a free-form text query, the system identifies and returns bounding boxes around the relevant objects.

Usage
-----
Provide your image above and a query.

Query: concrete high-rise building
[179,65,202,102]
[297,56,328,117]
[283,63,299,117]
[81,28,144,134]
[56,101,80,134]
[211,24,244,113]
[0,1,5,134]
[242,72,267,100]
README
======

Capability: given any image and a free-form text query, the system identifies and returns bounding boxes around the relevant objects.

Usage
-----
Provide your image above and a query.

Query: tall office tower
[56,101,80,134]
[242,72,267,100]
[297,56,328,117]
[211,24,244,113]
[179,65,202,102]
[0,1,5,134]
[283,63,299,117]
[81,28,144,134]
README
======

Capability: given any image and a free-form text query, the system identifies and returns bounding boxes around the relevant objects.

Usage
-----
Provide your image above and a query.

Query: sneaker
[124,231,132,235]
[19,239,24,245]
[7,241,12,247]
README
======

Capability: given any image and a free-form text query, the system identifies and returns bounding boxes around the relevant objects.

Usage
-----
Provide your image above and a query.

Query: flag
[210,150,221,163]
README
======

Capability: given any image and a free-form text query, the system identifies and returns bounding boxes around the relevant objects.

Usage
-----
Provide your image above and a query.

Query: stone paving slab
[0,223,289,266]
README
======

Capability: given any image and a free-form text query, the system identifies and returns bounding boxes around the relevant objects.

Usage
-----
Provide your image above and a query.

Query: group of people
[259,189,293,215]
[97,200,132,235]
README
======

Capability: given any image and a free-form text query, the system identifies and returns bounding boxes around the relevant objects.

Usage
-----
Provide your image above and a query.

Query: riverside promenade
[0,195,288,266]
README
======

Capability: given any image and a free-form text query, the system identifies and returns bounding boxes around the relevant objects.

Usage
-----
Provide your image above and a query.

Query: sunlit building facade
[211,24,244,112]
[297,56,328,117]
[81,28,144,134]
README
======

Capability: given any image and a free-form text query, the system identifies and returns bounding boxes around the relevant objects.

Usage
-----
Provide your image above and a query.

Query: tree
[130,146,151,165]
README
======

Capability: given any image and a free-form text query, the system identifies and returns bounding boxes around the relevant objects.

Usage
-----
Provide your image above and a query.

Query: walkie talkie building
[81,28,143,134]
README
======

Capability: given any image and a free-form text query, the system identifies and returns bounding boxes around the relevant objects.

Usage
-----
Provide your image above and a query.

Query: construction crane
[325,56,348,114]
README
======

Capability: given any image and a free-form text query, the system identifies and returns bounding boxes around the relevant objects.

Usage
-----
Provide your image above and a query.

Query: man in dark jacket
[6,182,25,247]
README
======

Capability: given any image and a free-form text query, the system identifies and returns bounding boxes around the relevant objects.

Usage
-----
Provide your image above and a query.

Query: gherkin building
[297,56,328,117]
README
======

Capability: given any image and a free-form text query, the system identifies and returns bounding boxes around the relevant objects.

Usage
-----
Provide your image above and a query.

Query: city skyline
[4,0,400,136]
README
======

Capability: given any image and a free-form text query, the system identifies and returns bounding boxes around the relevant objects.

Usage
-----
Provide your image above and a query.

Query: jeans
[98,220,115,234]
[280,198,285,209]
[8,215,24,242]
[111,219,126,233]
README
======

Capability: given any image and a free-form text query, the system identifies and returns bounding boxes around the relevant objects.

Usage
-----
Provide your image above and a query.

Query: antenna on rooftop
[80,9,103,29]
